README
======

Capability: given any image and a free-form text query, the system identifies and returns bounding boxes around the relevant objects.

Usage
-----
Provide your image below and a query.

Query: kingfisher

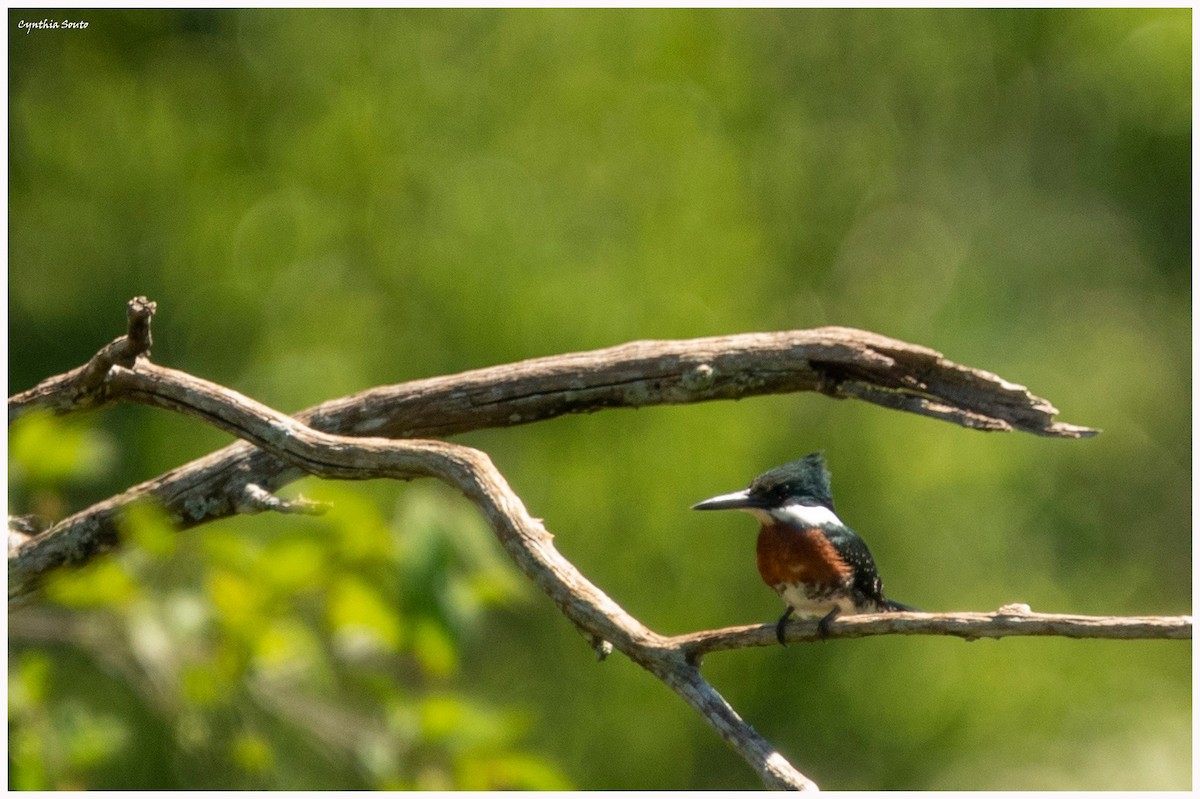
[693,452,913,644]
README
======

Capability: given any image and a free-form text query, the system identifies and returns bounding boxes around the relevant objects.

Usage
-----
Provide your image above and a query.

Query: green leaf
[230,732,275,774]
[9,410,116,486]
[62,706,128,770]
[326,576,404,656]
[44,557,139,609]
[459,753,574,790]
[122,501,178,559]
[9,651,53,710]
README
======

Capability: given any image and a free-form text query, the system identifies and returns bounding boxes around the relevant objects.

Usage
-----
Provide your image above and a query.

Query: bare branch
[7,312,1097,603]
[8,516,44,554]
[236,484,330,516]
[311,326,1098,440]
[9,296,156,421]
[6,299,1122,789]
[11,347,819,788]
[674,608,1194,660]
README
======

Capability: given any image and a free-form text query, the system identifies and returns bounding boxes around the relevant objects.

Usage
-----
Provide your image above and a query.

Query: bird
[692,451,914,644]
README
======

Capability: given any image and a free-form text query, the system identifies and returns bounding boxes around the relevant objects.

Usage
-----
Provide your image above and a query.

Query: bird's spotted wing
[822,525,888,607]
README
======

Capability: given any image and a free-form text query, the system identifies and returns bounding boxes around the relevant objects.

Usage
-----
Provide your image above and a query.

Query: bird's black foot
[775,607,795,646]
[817,607,841,639]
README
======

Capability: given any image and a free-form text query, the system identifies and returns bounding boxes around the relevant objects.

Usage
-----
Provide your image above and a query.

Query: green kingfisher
[693,452,913,644]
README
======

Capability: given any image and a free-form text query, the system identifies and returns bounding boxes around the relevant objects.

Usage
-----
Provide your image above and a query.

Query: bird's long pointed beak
[692,488,757,511]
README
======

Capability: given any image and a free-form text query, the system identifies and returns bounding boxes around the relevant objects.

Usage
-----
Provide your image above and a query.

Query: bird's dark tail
[883,599,920,612]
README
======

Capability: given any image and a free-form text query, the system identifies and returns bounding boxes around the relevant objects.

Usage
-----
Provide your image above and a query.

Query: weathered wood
[675,608,1194,659]
[306,327,1096,439]
[6,299,1177,792]
[8,297,155,422]
[12,354,820,789]
[8,311,1096,601]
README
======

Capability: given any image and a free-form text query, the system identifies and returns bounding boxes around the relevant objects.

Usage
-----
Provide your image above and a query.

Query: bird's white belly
[775,582,860,617]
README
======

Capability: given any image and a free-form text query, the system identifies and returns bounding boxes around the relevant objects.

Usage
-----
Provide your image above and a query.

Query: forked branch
[8,301,1098,599]
[11,299,1172,791]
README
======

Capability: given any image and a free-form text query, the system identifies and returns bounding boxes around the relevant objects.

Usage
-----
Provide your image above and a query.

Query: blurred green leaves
[10,412,115,486]
[10,468,566,789]
[9,652,131,791]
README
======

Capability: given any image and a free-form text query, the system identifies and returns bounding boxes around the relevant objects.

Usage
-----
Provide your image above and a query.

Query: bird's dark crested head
[747,452,835,510]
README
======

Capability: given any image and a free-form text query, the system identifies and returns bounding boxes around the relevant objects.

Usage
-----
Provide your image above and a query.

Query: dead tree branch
[9,309,817,789]
[11,298,1158,791]
[8,305,1097,602]
[300,327,1098,440]
[674,607,1192,658]
[8,296,156,421]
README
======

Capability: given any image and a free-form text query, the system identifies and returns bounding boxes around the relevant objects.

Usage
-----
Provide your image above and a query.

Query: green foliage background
[8,8,1190,790]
